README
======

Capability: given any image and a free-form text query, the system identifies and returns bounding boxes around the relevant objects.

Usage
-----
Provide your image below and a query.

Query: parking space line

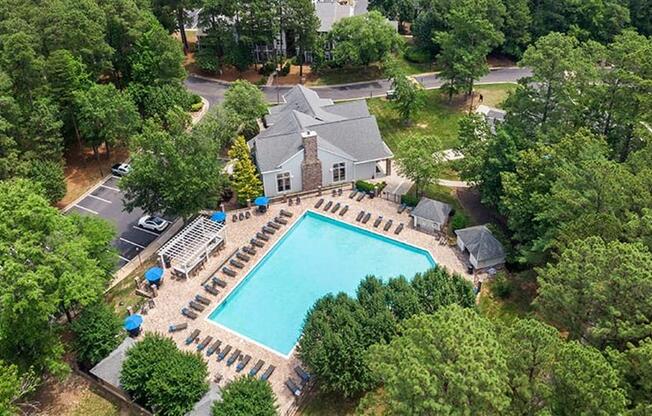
[119,237,145,249]
[133,226,160,237]
[100,184,121,192]
[87,194,112,204]
[111,175,122,180]
[74,204,98,215]
[118,255,131,262]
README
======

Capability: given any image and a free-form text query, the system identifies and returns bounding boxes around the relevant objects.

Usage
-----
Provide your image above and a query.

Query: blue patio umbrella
[254,196,269,206]
[211,211,226,222]
[124,314,143,331]
[145,267,164,284]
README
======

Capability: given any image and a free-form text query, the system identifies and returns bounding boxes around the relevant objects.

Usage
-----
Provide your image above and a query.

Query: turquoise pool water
[208,211,436,355]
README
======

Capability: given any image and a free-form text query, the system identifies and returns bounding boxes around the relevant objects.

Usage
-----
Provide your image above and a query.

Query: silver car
[138,215,169,232]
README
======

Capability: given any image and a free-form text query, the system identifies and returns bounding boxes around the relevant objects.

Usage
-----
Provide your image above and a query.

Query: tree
[121,120,226,218]
[535,236,652,349]
[364,305,511,415]
[284,0,319,77]
[223,80,267,139]
[228,136,263,205]
[500,0,531,58]
[23,159,66,203]
[121,333,209,415]
[384,59,424,124]
[410,266,475,314]
[212,377,277,416]
[329,11,403,67]
[394,134,443,196]
[611,338,652,412]
[71,302,125,368]
[385,276,422,321]
[75,84,139,160]
[0,361,37,416]
[150,0,199,53]
[191,104,239,150]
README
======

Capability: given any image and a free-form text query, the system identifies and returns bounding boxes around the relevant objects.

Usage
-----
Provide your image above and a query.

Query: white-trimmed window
[332,162,346,182]
[276,172,291,192]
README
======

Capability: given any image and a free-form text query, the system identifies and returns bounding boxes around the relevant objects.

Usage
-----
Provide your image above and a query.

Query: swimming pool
[207,211,436,356]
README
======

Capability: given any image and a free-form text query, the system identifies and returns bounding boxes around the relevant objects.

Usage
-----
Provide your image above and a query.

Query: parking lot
[66,175,172,269]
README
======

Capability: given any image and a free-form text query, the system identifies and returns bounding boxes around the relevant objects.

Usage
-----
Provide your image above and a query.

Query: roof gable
[411,198,453,224]
[455,225,505,262]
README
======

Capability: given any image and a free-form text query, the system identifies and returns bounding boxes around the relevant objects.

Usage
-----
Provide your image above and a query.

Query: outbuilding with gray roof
[455,225,505,269]
[410,197,453,232]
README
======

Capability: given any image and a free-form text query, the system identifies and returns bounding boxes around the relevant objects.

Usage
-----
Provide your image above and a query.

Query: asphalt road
[66,175,171,269]
[184,67,533,107]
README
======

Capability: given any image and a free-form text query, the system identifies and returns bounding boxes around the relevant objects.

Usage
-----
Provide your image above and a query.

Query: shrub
[71,302,124,368]
[355,180,375,193]
[450,212,470,231]
[195,49,220,73]
[255,76,268,86]
[491,272,512,299]
[401,193,419,207]
[121,333,209,415]
[212,377,277,416]
[279,61,291,76]
[190,101,204,112]
[403,46,432,64]
[259,61,276,76]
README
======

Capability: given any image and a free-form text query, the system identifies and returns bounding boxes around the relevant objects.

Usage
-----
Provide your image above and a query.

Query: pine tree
[228,136,263,205]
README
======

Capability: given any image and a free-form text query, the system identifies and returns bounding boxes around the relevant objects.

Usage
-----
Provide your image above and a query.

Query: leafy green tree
[19,98,64,162]
[128,82,194,124]
[384,60,424,124]
[212,376,278,416]
[0,361,37,416]
[75,84,139,160]
[23,159,66,203]
[71,302,125,367]
[121,120,226,218]
[410,266,475,314]
[223,80,267,139]
[228,136,263,205]
[121,333,209,415]
[329,11,403,67]
[191,104,239,150]
[285,0,319,76]
[356,276,398,344]
[536,236,652,349]
[0,31,45,104]
[610,338,652,412]
[394,134,443,196]
[385,276,422,321]
[550,341,627,415]
[364,305,511,415]
[500,0,531,58]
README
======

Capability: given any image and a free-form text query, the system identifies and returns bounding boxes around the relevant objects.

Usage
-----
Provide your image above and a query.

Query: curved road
[185,67,532,107]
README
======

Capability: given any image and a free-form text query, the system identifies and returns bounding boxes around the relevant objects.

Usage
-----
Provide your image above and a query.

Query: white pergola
[157,216,226,278]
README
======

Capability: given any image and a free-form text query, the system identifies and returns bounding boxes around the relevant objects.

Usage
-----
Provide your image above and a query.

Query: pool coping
[203,209,437,359]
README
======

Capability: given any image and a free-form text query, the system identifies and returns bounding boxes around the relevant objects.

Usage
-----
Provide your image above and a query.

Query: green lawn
[307,64,384,86]
[478,271,537,323]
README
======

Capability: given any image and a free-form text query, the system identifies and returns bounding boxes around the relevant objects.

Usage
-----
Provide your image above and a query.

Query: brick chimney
[301,130,322,191]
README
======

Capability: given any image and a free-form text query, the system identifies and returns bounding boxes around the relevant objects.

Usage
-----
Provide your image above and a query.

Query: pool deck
[139,192,470,413]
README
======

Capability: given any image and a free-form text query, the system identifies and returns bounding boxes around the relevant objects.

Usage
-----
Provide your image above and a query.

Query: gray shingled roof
[411,198,453,224]
[455,225,505,262]
[90,337,136,390]
[186,383,221,416]
[323,100,370,118]
[265,85,341,126]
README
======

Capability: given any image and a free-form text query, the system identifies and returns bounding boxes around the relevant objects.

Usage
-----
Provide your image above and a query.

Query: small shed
[455,225,505,269]
[475,105,506,133]
[90,337,136,396]
[410,197,453,232]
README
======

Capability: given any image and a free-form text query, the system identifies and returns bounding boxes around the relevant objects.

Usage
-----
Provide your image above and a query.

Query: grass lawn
[66,390,121,416]
[105,256,157,317]
[306,64,384,86]
[478,271,537,323]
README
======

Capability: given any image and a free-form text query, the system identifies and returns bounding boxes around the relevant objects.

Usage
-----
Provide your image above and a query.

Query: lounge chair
[280,209,293,218]
[338,188,343,196]
[323,201,333,211]
[262,226,276,235]
[168,322,188,332]
[236,354,251,372]
[285,379,302,397]
[274,216,288,225]
[260,365,276,381]
[373,216,383,228]
[288,197,294,206]
[229,259,244,269]
[267,222,280,230]
[314,198,324,208]
[394,223,404,234]
[226,349,241,366]
[249,359,264,377]
[295,366,312,383]
[189,300,205,312]
[197,336,213,351]
[384,219,393,232]
[397,203,407,214]
[185,329,200,345]
[349,190,358,198]
[206,339,222,356]
[204,284,219,295]
[356,193,365,201]
[236,252,250,262]
[356,211,365,221]
[242,245,256,255]
[362,213,371,224]
[256,232,270,241]
[238,212,244,221]
[223,267,237,277]
[232,214,237,222]
[331,189,337,197]
[331,202,340,213]
[181,308,198,319]
[213,277,227,288]
[245,211,251,219]
[251,238,264,248]
[216,345,232,361]
[195,294,211,305]
[339,205,349,216]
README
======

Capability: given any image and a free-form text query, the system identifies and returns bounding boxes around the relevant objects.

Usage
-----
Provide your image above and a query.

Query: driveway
[185,67,533,106]
[65,175,173,269]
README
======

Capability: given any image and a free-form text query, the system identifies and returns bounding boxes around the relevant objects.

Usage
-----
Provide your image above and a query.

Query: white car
[138,215,169,232]
[112,163,131,177]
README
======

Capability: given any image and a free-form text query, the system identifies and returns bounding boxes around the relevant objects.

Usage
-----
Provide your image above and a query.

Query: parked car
[138,215,169,232]
[386,89,397,100]
[111,163,131,177]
